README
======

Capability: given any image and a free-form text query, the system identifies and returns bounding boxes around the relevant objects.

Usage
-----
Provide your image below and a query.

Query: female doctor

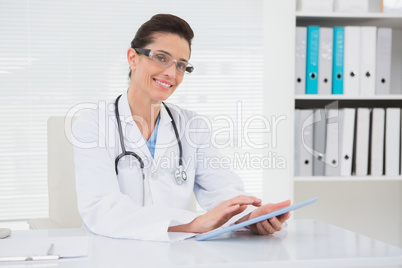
[73,14,290,242]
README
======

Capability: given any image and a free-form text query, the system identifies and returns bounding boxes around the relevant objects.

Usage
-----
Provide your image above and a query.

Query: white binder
[370,108,385,176]
[325,109,342,176]
[359,27,377,96]
[297,0,333,12]
[385,108,401,176]
[295,27,307,95]
[391,29,402,94]
[355,108,370,176]
[333,0,369,12]
[340,108,356,176]
[318,27,333,95]
[343,26,360,96]
[375,28,392,95]
[294,110,301,176]
[313,109,327,176]
[401,109,402,175]
[299,109,314,176]
[295,109,314,176]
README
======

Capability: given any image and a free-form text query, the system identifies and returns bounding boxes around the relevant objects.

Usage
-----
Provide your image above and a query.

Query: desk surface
[2,219,402,268]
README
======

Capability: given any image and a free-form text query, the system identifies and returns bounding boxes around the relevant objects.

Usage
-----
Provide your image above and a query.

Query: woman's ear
[127,48,137,71]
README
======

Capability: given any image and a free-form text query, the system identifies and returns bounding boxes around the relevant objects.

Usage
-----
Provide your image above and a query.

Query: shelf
[296,12,402,19]
[296,12,402,28]
[295,95,402,109]
[295,94,402,100]
[295,176,402,182]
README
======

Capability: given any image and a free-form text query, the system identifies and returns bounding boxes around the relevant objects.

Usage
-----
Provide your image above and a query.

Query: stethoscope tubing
[114,95,145,176]
[114,94,186,186]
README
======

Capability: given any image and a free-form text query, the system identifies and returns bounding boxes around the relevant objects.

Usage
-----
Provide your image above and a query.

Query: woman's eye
[155,54,168,63]
[177,62,187,71]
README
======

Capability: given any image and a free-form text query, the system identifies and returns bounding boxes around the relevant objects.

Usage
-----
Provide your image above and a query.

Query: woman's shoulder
[163,102,211,130]
[163,102,203,120]
[72,98,115,134]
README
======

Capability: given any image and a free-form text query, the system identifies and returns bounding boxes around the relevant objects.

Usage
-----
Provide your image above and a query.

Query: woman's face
[130,32,191,102]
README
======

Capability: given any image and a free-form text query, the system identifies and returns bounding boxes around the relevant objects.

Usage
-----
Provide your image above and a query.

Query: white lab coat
[73,92,249,242]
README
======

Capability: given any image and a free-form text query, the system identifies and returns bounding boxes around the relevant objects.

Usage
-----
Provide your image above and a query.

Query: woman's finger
[256,222,269,235]
[268,217,282,231]
[263,220,277,234]
[225,195,261,207]
[269,200,291,211]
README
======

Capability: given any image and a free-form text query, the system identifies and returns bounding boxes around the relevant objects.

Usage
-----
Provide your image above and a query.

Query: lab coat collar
[115,91,132,123]
[159,102,173,126]
[117,92,172,126]
[154,103,176,162]
[117,92,176,165]
[117,92,152,161]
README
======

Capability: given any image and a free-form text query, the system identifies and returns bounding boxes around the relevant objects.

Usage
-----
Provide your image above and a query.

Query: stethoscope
[114,94,187,188]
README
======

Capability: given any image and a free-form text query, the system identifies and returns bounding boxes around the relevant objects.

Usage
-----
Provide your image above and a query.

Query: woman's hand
[235,200,291,235]
[168,195,262,233]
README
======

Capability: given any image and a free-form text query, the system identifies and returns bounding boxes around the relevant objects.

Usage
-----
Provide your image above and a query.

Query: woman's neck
[127,86,161,141]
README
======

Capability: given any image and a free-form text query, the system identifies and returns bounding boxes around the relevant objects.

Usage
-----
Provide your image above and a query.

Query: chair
[28,116,199,229]
[28,116,82,229]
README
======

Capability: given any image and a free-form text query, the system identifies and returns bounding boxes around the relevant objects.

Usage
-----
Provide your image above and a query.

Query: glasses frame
[134,48,194,74]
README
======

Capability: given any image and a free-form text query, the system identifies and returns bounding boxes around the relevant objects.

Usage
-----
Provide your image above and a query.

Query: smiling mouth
[153,78,173,88]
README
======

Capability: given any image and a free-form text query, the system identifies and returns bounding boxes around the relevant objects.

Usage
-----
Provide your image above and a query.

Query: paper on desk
[0,236,90,259]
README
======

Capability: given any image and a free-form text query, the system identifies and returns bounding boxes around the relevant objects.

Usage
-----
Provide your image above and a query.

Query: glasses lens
[151,51,193,74]
[176,62,188,73]
[152,52,171,66]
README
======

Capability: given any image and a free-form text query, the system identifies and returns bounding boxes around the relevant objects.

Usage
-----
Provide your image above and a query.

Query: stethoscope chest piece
[175,165,187,185]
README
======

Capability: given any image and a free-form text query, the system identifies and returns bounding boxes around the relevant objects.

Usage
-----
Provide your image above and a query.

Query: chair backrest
[47,116,82,228]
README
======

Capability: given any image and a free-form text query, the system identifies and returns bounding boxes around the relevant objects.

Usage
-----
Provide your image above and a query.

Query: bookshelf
[294,12,402,180]
[262,1,402,248]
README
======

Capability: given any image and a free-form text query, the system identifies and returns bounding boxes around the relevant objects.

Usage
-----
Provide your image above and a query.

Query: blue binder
[306,26,320,94]
[332,27,344,94]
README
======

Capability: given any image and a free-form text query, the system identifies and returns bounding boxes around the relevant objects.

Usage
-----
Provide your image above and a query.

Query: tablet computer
[195,197,318,241]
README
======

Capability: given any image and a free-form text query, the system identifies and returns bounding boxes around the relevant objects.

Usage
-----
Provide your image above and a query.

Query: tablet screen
[195,197,318,241]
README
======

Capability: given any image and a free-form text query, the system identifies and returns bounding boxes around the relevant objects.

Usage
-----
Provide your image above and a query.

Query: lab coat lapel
[126,124,152,160]
[118,92,152,161]
[153,103,176,163]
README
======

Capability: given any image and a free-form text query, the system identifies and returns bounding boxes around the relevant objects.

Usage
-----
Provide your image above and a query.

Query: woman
[73,14,290,241]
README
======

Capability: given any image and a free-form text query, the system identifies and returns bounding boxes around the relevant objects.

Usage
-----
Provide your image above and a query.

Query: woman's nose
[163,62,177,78]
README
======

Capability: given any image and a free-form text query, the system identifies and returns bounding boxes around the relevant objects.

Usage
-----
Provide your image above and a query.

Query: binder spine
[295,27,307,95]
[343,26,360,96]
[318,27,333,95]
[306,26,320,94]
[359,26,377,96]
[332,27,344,95]
[375,28,392,95]
[340,108,356,176]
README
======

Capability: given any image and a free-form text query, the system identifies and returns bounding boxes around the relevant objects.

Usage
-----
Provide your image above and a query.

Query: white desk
[2,219,402,267]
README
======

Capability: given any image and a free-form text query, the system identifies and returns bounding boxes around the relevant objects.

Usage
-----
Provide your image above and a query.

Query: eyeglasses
[134,48,194,74]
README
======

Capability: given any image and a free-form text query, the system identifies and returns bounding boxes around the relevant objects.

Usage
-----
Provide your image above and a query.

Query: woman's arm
[168,195,262,233]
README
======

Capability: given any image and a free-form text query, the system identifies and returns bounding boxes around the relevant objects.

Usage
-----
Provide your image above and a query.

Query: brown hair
[128,14,194,78]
